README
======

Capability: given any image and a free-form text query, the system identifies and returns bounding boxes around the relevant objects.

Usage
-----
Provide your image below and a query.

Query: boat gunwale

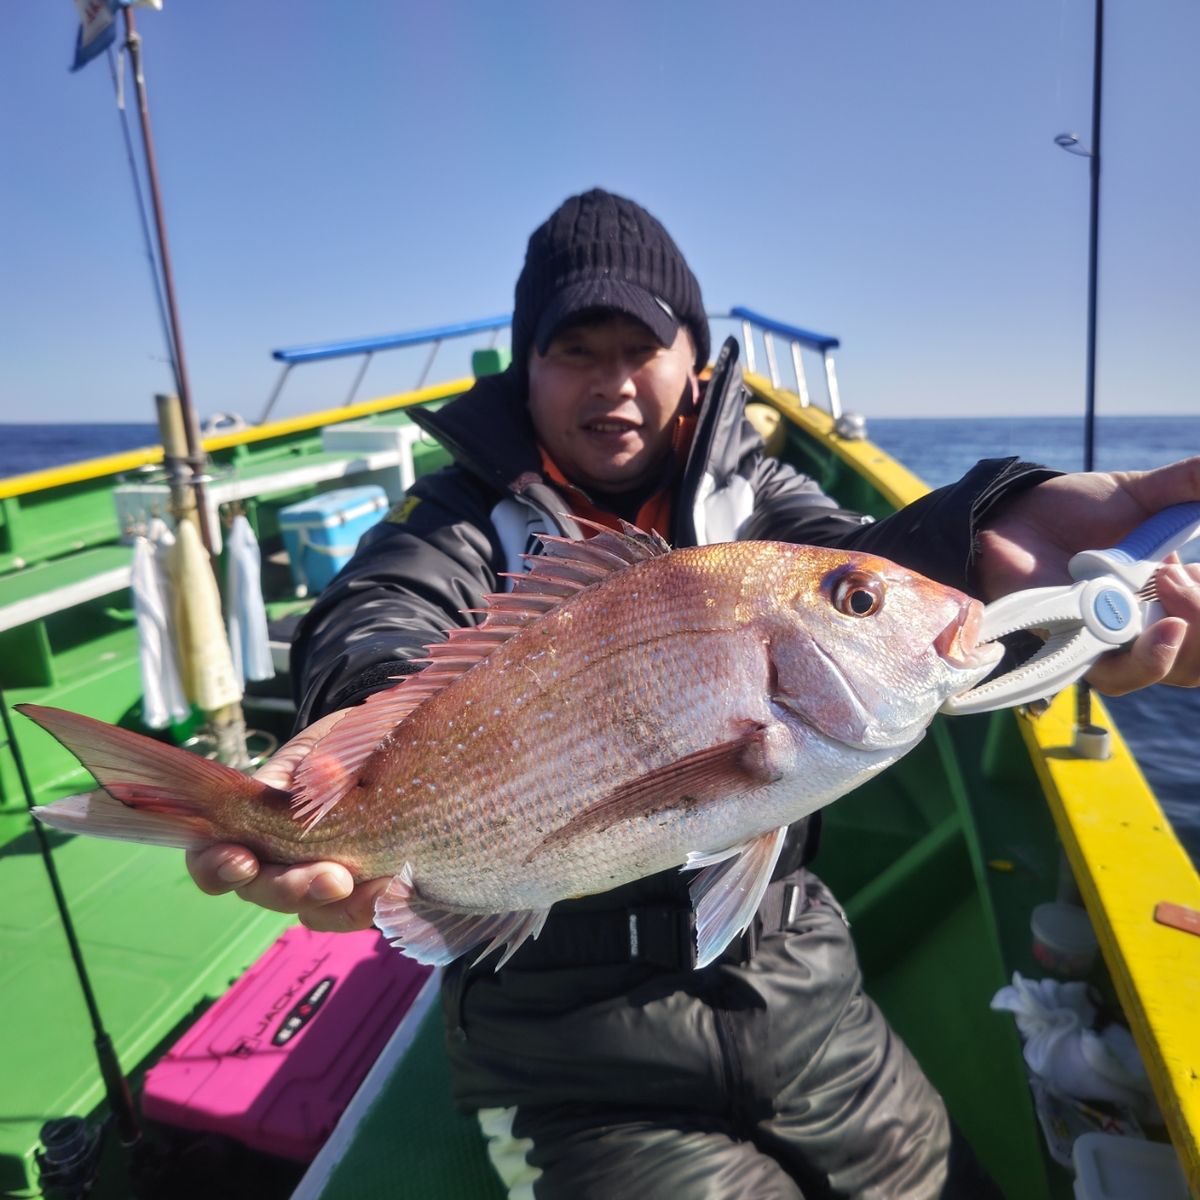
[0,378,470,502]
[749,370,1200,1193]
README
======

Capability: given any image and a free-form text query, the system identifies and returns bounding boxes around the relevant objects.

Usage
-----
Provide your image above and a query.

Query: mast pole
[120,5,216,556]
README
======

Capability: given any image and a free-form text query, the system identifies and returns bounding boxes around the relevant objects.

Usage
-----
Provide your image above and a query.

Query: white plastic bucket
[1031,902,1098,978]
[1072,1132,1187,1199]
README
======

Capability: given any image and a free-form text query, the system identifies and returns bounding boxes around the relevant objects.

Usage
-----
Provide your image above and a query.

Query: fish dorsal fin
[290,520,672,829]
[398,519,670,676]
[489,517,668,600]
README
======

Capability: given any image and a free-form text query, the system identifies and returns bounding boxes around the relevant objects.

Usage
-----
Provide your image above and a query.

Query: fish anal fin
[374,865,548,971]
[529,725,780,861]
[689,826,789,968]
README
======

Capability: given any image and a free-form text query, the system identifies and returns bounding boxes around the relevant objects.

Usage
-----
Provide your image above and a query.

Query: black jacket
[290,337,1053,931]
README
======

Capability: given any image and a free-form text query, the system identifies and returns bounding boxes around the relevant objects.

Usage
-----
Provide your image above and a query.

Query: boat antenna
[0,692,141,1149]
[117,6,216,557]
[1055,0,1105,748]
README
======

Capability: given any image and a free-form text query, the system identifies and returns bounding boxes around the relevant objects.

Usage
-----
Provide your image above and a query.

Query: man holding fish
[181,190,1200,1198]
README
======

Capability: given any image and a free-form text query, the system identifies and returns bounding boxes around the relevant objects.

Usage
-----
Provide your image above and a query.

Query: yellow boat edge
[0,378,471,502]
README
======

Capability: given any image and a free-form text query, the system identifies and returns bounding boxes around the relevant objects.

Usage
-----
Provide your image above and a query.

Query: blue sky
[3,1,1197,423]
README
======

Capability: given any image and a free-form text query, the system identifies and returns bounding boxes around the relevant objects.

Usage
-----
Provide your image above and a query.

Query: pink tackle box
[142,926,434,1162]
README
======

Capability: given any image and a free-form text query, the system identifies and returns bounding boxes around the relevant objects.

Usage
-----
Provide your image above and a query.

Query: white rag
[130,517,190,728]
[991,972,1158,1119]
[224,513,276,686]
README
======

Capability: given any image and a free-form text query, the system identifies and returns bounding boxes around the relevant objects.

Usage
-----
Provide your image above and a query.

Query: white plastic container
[1031,901,1098,978]
[319,420,428,498]
[1072,1132,1188,1199]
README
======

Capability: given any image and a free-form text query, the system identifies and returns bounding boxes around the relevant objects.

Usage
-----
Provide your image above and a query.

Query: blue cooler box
[278,485,388,595]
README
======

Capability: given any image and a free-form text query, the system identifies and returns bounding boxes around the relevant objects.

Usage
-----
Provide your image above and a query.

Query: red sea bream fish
[24,524,1002,969]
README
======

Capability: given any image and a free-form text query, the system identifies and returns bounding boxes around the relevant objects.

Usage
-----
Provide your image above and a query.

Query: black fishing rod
[0,695,142,1155]
[1055,0,1103,475]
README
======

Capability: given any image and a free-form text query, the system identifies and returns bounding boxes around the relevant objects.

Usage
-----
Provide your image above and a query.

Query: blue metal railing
[259,307,845,425]
[259,315,512,423]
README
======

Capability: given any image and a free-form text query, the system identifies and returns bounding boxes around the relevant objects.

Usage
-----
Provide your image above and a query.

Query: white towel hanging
[225,513,276,686]
[131,517,189,728]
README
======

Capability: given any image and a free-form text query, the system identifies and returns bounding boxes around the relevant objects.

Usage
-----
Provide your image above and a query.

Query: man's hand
[185,845,389,933]
[976,456,1200,695]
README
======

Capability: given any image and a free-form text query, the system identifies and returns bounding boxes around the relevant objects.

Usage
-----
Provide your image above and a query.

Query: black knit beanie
[512,189,710,374]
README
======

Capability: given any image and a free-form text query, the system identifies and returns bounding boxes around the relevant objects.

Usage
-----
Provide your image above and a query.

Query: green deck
[0,386,1088,1198]
[0,808,292,1196]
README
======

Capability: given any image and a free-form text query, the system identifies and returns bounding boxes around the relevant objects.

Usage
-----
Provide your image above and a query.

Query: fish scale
[353,549,777,903]
[25,526,1002,969]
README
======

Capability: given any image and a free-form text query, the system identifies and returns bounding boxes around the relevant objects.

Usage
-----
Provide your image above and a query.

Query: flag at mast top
[70,0,161,72]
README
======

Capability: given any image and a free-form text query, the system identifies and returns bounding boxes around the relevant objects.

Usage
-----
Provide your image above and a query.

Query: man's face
[527,314,698,494]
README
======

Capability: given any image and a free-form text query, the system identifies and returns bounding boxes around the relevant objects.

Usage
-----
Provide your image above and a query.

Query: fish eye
[830,569,885,618]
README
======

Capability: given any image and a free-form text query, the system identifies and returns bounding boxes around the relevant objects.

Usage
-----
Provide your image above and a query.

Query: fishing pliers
[942,501,1200,716]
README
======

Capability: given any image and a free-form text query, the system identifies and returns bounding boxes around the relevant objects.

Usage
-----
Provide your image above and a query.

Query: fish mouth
[935,599,1004,673]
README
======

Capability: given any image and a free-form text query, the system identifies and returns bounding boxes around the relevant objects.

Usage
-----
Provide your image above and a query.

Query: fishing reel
[35,1116,105,1200]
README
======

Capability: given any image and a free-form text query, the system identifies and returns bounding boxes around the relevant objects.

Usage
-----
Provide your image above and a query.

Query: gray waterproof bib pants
[443,873,1003,1199]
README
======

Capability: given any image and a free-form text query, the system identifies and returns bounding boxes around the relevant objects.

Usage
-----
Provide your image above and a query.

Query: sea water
[873,414,1200,866]
[1,416,1197,860]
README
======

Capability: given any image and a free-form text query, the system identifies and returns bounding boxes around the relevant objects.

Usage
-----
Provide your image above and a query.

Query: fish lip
[935,600,1003,671]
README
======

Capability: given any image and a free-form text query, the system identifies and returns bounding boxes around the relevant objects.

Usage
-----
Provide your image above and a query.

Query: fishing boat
[2,309,1197,1200]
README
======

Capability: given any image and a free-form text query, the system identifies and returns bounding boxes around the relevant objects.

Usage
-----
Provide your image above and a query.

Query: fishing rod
[115,8,250,769]
[118,5,216,559]
[0,694,142,1156]
[1082,0,1103,477]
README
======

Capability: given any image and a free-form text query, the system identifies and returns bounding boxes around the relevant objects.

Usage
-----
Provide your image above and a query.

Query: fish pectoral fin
[529,725,780,861]
[688,825,789,968]
[374,864,549,971]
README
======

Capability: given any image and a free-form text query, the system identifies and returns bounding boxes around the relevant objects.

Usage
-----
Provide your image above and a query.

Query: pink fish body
[26,524,1001,968]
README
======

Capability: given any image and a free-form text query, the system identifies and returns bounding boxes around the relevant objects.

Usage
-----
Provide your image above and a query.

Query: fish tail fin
[18,702,287,848]
[34,789,217,849]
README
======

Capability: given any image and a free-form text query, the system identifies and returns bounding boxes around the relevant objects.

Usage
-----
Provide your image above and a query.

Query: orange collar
[538,413,696,538]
